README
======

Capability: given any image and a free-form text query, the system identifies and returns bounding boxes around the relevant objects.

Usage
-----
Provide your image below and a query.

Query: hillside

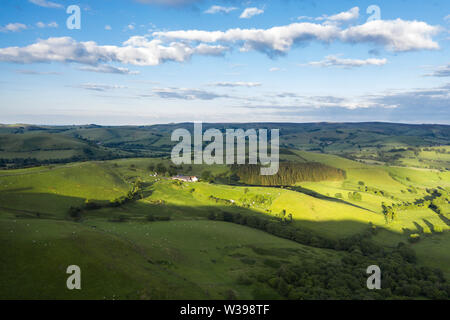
[1,123,449,169]
[0,122,449,299]
[0,150,449,298]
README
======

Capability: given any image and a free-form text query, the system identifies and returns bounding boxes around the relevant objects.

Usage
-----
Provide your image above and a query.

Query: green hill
[0,122,449,299]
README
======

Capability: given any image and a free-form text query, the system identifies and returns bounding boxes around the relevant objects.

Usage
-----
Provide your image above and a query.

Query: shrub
[408,233,420,243]
[207,212,216,220]
[236,274,253,285]
[68,206,82,220]
[110,214,128,222]
[154,216,171,221]
[84,199,101,210]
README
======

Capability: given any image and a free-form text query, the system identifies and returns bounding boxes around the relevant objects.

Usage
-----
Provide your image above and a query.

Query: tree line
[232,162,346,186]
[68,179,145,220]
[208,210,449,299]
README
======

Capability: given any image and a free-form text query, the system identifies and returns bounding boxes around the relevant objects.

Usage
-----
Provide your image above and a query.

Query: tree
[277,278,290,297]
[168,165,177,176]
[208,212,216,220]
[68,206,82,220]
[201,170,213,182]
[156,163,166,175]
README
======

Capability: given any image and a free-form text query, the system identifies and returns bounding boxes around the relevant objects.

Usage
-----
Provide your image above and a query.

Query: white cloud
[424,64,450,77]
[136,0,200,6]
[305,55,387,68]
[155,18,440,54]
[36,21,58,28]
[210,81,261,87]
[148,87,230,100]
[154,23,339,54]
[0,36,229,66]
[105,25,112,31]
[0,17,440,70]
[340,19,440,51]
[240,83,450,117]
[127,24,135,30]
[0,23,27,33]
[76,83,127,91]
[240,7,264,19]
[297,16,314,21]
[78,64,140,75]
[298,7,359,24]
[317,7,359,24]
[29,0,63,9]
[269,67,280,72]
[194,43,229,56]
[445,14,450,22]
[205,5,238,14]
[16,69,61,75]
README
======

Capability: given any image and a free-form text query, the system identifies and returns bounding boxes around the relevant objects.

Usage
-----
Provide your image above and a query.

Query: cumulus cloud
[36,22,58,28]
[0,36,229,67]
[210,81,261,87]
[29,0,63,9]
[340,19,440,51]
[105,25,112,31]
[154,18,440,55]
[424,64,450,77]
[240,7,264,19]
[0,17,440,70]
[0,23,27,33]
[305,55,387,68]
[317,7,359,24]
[154,23,340,55]
[204,5,237,14]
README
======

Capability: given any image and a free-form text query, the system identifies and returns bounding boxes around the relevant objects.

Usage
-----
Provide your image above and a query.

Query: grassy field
[0,124,449,299]
[0,203,343,299]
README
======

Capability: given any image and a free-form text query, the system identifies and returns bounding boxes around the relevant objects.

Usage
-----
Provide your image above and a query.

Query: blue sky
[0,0,449,125]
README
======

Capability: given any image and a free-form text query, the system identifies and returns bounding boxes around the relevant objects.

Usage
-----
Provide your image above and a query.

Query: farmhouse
[171,175,199,182]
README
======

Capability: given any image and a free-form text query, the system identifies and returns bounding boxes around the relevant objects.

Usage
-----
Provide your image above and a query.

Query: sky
[0,0,449,125]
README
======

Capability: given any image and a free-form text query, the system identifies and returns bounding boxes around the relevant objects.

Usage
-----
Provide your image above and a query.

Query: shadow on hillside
[437,214,450,227]
[3,190,450,283]
[402,227,413,236]
[423,219,435,232]
[1,187,34,193]
[413,222,424,233]
[0,192,88,219]
[0,190,404,244]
